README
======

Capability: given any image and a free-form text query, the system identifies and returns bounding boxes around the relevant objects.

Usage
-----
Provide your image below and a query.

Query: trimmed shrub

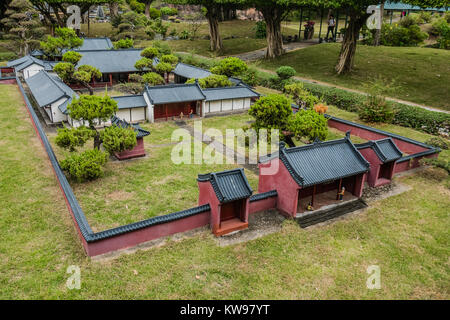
[113,38,134,49]
[284,82,320,109]
[392,105,450,135]
[276,66,296,80]
[186,74,232,88]
[128,73,143,83]
[141,47,159,59]
[210,57,248,77]
[101,126,137,154]
[249,94,292,133]
[287,109,328,143]
[160,54,178,65]
[55,126,93,152]
[60,149,108,182]
[160,7,178,16]
[149,8,161,20]
[115,82,145,94]
[142,72,165,85]
[302,82,450,135]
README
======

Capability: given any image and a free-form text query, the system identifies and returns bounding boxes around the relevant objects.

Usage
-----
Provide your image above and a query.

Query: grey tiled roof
[356,138,403,163]
[202,86,260,101]
[111,115,150,138]
[145,83,205,105]
[7,55,56,72]
[77,49,144,73]
[76,37,113,51]
[198,168,253,203]
[280,138,370,187]
[112,95,147,109]
[24,71,78,111]
[173,62,211,79]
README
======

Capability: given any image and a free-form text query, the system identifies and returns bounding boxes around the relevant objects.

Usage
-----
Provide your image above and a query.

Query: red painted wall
[0,79,16,84]
[394,153,438,173]
[328,119,429,155]
[249,197,277,214]
[115,137,146,160]
[198,180,221,233]
[259,158,299,217]
[358,147,384,187]
[86,211,211,256]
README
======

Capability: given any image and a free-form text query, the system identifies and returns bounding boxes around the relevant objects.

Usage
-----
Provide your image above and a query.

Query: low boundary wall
[9,75,441,256]
[327,116,440,173]
[13,75,280,256]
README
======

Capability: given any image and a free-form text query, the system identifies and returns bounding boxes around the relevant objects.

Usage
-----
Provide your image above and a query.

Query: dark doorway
[220,200,243,223]
[378,162,392,180]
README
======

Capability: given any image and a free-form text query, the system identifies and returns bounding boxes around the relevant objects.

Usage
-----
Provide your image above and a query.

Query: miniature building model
[258,137,370,216]
[110,116,150,160]
[7,56,56,79]
[356,138,403,187]
[198,168,253,236]
[144,83,206,121]
[25,70,78,123]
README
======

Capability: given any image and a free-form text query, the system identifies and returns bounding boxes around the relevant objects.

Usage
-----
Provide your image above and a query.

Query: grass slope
[256,43,450,111]
[0,84,449,299]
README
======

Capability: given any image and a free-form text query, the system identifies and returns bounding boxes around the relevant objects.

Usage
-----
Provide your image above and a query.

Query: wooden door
[220,201,242,222]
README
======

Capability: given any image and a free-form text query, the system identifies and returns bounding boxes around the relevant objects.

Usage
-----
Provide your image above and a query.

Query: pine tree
[0,0,45,56]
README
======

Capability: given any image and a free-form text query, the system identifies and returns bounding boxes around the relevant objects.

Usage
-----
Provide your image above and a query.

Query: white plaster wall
[208,101,221,113]
[50,98,68,123]
[143,92,154,123]
[131,107,146,122]
[23,64,44,79]
[222,99,233,111]
[244,98,251,109]
[233,98,244,110]
[116,108,131,122]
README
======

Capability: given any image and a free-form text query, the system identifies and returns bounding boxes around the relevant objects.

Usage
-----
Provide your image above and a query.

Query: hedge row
[176,53,450,136]
[302,82,450,135]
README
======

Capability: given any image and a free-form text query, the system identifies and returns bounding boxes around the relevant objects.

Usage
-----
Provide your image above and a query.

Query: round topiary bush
[276,66,296,80]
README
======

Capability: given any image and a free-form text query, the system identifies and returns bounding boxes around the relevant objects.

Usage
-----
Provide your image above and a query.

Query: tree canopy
[210,57,248,77]
[186,74,233,88]
[0,0,46,56]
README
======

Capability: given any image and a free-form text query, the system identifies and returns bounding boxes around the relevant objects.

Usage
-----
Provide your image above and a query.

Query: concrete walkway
[175,120,259,174]
[229,39,319,61]
[177,49,449,115]
[256,67,450,114]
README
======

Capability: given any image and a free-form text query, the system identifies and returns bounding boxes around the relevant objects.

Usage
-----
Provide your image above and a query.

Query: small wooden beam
[337,178,342,200]
[311,185,316,206]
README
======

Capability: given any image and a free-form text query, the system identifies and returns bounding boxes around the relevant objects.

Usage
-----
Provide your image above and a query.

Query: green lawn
[48,119,259,232]
[1,83,449,299]
[256,43,450,111]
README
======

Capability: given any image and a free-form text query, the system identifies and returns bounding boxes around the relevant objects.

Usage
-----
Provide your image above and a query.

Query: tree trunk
[145,1,152,18]
[109,2,119,18]
[335,11,367,75]
[373,2,384,46]
[261,7,284,59]
[92,127,101,150]
[205,5,223,52]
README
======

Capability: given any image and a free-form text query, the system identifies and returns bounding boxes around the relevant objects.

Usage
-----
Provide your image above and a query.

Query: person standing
[326,14,336,41]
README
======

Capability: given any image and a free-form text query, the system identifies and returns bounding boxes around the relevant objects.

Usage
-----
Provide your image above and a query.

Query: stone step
[296,199,368,228]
